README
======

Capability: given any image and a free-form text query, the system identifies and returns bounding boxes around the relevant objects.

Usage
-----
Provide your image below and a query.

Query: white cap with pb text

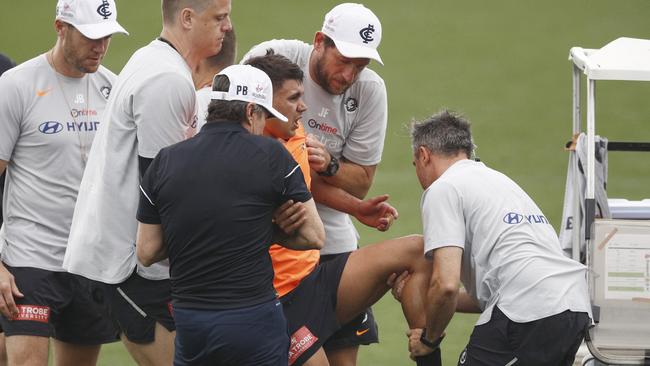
[211,65,288,122]
[56,0,128,40]
[321,3,383,65]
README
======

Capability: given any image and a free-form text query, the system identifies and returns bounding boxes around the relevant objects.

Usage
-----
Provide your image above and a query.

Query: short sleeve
[240,39,309,65]
[0,74,23,161]
[341,78,387,166]
[275,144,311,204]
[421,181,466,258]
[135,72,197,158]
[137,152,163,224]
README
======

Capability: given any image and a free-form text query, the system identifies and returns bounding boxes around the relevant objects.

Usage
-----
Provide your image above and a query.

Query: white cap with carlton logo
[56,0,129,40]
[321,3,383,65]
[211,65,288,122]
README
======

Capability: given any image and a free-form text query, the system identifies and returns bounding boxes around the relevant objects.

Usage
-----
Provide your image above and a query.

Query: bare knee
[391,234,427,274]
[402,234,425,257]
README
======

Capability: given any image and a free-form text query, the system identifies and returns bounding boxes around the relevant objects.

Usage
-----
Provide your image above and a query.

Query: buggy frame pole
[571,65,582,261]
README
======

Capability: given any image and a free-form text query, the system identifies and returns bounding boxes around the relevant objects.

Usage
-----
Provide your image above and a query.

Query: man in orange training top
[246,52,440,366]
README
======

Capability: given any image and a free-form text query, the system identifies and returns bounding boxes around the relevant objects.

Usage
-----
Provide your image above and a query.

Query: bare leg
[121,323,175,366]
[324,346,357,366]
[303,347,330,366]
[0,333,8,366]
[327,235,430,366]
[52,339,101,366]
[335,235,430,329]
[5,335,49,366]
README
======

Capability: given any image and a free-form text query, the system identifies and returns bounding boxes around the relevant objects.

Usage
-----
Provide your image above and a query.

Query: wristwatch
[419,329,444,350]
[318,155,339,177]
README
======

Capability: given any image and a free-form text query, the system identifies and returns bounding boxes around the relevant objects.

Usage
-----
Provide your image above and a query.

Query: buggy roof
[569,37,650,81]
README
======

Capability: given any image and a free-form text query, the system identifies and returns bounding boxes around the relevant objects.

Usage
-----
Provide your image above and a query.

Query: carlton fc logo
[100,86,111,99]
[97,0,112,19]
[359,24,375,44]
[38,121,64,134]
[345,97,358,112]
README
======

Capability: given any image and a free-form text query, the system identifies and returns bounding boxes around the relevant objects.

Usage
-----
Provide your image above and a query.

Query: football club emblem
[345,97,358,112]
[359,24,375,44]
[97,0,112,19]
[100,86,111,99]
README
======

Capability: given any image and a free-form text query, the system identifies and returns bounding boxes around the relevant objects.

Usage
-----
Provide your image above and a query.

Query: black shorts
[281,252,349,366]
[322,307,379,351]
[320,253,379,352]
[0,264,118,345]
[91,271,175,344]
[458,306,590,366]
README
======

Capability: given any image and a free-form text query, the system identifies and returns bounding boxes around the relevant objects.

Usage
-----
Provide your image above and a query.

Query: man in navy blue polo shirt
[135,64,325,366]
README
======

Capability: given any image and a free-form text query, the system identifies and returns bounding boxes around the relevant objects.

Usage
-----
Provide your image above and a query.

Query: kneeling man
[409,110,592,366]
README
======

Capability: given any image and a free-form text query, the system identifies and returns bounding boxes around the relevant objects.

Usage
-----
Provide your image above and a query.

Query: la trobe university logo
[359,24,375,44]
[97,0,112,19]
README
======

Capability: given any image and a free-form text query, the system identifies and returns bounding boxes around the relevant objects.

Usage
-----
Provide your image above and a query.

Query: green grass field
[2,0,650,364]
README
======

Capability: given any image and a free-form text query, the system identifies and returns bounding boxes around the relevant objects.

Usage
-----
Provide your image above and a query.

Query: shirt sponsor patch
[288,326,318,365]
[13,305,50,323]
[307,119,338,135]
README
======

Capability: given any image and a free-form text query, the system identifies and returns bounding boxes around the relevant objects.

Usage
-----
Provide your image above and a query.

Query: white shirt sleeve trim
[284,164,300,179]
[139,185,155,206]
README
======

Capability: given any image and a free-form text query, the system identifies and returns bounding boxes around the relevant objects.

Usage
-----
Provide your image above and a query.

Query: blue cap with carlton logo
[56,0,129,40]
[321,3,383,65]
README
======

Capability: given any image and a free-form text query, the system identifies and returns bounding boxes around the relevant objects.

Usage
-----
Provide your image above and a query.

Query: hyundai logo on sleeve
[38,121,64,134]
[503,212,549,225]
[503,212,524,224]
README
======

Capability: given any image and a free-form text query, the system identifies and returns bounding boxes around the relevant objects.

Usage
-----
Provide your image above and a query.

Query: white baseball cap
[211,65,288,122]
[321,3,383,65]
[56,0,128,40]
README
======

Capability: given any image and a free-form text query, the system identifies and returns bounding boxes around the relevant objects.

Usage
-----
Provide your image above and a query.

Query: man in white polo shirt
[63,0,232,364]
[408,110,592,365]
[0,1,127,364]
[241,4,388,364]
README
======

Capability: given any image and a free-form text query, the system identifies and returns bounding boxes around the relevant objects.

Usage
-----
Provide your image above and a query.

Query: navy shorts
[281,252,350,365]
[173,299,289,366]
[91,271,175,344]
[320,253,379,352]
[458,306,590,366]
[0,264,118,345]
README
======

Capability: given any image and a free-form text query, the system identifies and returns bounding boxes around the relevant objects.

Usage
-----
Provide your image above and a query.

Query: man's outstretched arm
[311,174,398,231]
